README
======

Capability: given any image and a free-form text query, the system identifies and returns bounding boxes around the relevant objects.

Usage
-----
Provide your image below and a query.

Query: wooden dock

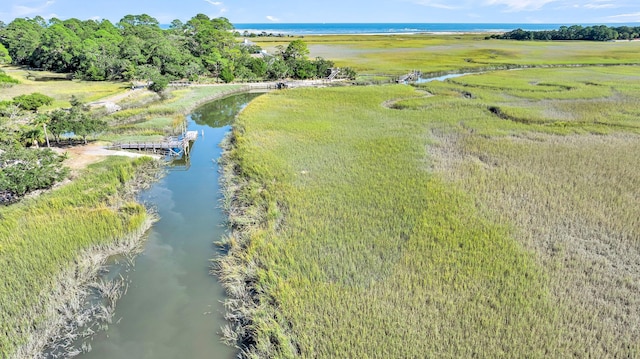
[327,68,340,81]
[396,70,423,83]
[111,131,199,157]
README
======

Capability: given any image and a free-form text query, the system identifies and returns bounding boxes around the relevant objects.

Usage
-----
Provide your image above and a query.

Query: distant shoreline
[231,22,640,36]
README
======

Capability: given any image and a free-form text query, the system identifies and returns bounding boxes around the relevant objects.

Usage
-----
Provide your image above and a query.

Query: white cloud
[582,0,618,9]
[12,0,55,17]
[608,12,640,21]
[484,0,559,12]
[411,0,461,10]
[204,0,227,16]
[584,3,615,8]
[266,15,280,22]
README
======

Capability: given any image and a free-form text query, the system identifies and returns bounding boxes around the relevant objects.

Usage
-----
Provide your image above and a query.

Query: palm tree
[32,114,50,147]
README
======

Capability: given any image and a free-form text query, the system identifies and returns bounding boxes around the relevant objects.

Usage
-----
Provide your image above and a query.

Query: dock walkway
[396,70,423,83]
[111,131,199,157]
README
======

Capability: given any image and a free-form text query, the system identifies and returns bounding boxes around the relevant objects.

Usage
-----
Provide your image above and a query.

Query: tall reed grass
[0,156,161,358]
[218,66,640,357]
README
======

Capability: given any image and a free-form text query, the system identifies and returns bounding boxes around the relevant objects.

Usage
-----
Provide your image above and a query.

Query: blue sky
[1,0,640,24]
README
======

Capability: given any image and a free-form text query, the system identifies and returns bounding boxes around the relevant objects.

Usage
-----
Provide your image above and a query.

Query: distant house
[242,38,256,47]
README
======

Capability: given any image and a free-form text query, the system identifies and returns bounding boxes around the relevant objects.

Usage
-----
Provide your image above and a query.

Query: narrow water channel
[76,92,263,359]
[416,72,473,83]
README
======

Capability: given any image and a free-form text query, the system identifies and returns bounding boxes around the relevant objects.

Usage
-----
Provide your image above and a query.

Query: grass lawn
[0,65,128,109]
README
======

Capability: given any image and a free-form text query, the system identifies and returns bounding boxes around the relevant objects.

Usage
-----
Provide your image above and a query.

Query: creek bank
[10,158,164,359]
[14,89,259,359]
[63,92,261,359]
[214,121,299,356]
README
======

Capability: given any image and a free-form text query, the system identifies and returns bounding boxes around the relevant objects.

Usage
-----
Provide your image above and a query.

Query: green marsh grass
[253,35,640,76]
[220,65,640,357]
[0,156,161,357]
[428,133,640,357]
[220,86,560,357]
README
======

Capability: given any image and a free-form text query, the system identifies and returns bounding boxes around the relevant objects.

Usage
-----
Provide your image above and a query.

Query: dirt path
[53,143,161,175]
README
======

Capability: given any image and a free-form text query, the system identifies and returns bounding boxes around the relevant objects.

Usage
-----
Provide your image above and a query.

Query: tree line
[490,25,640,41]
[0,14,355,88]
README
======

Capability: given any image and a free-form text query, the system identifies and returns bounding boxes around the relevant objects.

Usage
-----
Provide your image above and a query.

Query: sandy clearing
[52,143,161,174]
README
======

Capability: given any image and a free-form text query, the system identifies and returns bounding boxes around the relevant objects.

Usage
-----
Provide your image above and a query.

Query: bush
[220,66,235,83]
[12,93,54,112]
[0,71,19,85]
[149,75,169,93]
[0,145,69,203]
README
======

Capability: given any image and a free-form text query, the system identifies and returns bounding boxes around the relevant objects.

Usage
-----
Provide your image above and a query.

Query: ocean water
[232,23,629,35]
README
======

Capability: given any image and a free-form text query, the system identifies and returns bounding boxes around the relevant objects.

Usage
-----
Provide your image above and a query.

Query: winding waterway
[416,72,474,83]
[75,92,263,359]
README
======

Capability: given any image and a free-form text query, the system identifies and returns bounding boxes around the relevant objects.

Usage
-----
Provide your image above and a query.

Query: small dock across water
[396,70,423,83]
[111,131,199,157]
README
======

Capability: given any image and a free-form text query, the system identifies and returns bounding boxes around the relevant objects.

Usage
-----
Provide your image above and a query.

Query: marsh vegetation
[0,156,161,357]
[219,65,640,357]
[252,34,640,81]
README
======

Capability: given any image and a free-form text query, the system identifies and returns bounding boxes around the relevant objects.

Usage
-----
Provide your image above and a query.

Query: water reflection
[75,93,263,359]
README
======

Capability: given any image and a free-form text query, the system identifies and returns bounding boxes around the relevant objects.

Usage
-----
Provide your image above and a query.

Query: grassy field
[0,156,161,357]
[251,34,640,77]
[0,65,127,109]
[219,65,640,357]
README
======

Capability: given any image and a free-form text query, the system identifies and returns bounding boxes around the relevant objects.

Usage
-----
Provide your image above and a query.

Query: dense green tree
[266,58,289,80]
[292,59,317,79]
[220,66,235,83]
[245,57,267,78]
[119,35,147,65]
[495,24,640,42]
[313,57,334,78]
[12,93,53,112]
[0,145,68,198]
[70,113,107,144]
[0,18,44,64]
[0,43,11,64]
[283,39,309,62]
[148,74,169,93]
[0,14,348,83]
[32,23,80,71]
[169,19,186,33]
[47,110,70,143]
